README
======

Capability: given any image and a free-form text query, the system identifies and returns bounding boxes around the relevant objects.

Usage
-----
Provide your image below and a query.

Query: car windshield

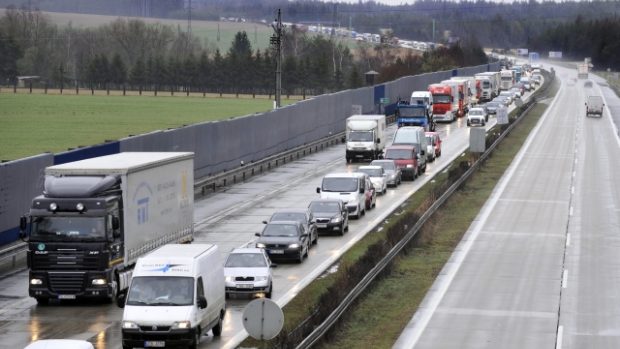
[385,149,412,159]
[348,131,373,142]
[262,224,300,237]
[470,109,484,116]
[271,212,306,223]
[31,216,106,241]
[358,168,383,177]
[225,253,267,268]
[321,177,358,192]
[309,201,340,213]
[126,276,194,306]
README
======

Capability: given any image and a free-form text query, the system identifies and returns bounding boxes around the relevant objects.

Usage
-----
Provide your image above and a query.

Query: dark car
[255,221,310,263]
[308,199,349,235]
[265,209,318,247]
[484,101,502,115]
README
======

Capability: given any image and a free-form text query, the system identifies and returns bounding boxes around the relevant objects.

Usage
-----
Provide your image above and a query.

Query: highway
[0,78,538,349]
[394,64,620,348]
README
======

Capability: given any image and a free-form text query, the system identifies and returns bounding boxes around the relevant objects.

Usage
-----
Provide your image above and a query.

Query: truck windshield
[501,76,512,81]
[398,108,426,117]
[126,276,194,306]
[432,95,451,104]
[31,216,106,240]
[322,177,358,192]
[348,131,373,142]
[481,81,490,88]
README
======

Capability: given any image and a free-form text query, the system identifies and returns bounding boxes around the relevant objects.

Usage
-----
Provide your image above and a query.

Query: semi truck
[500,69,515,91]
[345,114,387,162]
[578,63,589,79]
[450,76,480,105]
[410,91,433,121]
[441,79,469,115]
[19,152,195,305]
[475,71,500,102]
[395,100,435,131]
[428,83,458,122]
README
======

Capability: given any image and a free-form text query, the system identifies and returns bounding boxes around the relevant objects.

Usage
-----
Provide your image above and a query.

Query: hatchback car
[467,107,487,127]
[255,221,310,263]
[424,132,442,159]
[483,101,502,115]
[370,159,402,187]
[363,175,377,210]
[357,165,387,194]
[265,209,318,246]
[308,199,349,235]
[224,247,274,298]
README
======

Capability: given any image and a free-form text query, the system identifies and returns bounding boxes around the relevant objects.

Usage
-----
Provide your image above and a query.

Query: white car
[224,247,274,298]
[357,165,388,194]
[467,107,487,127]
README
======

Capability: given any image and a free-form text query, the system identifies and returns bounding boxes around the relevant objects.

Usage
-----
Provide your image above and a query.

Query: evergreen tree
[110,53,127,87]
[0,32,22,85]
[130,58,146,88]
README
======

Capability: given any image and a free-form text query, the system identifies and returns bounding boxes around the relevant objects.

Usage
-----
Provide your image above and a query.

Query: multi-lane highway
[394,64,620,348]
[2,65,601,349]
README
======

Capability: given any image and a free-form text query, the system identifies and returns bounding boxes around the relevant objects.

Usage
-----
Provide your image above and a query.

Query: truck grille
[48,273,85,294]
[32,250,102,270]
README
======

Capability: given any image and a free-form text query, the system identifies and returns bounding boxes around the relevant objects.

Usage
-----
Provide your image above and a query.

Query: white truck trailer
[19,152,194,305]
[345,114,387,162]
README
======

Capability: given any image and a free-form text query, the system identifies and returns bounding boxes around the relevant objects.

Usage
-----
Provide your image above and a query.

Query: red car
[383,145,419,181]
[425,132,442,160]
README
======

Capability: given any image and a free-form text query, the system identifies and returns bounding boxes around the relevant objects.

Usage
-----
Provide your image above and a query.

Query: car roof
[264,220,302,227]
[230,247,265,255]
[358,165,383,170]
[270,209,308,215]
[470,107,485,111]
[309,198,343,204]
[386,144,415,150]
[324,172,361,178]
[371,159,396,163]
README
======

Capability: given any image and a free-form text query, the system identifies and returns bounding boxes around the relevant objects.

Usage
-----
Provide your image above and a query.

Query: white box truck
[19,152,194,305]
[120,244,225,349]
[345,114,387,162]
[585,95,604,117]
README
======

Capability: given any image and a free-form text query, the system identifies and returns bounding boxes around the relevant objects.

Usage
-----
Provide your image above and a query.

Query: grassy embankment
[0,93,300,161]
[240,79,560,348]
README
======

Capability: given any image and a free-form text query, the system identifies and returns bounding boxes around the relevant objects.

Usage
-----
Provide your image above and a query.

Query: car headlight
[225,276,234,282]
[122,321,139,329]
[91,278,107,286]
[30,278,43,285]
[406,164,413,168]
[256,243,266,248]
[331,217,341,223]
[171,321,191,330]
[255,276,268,282]
[289,243,300,249]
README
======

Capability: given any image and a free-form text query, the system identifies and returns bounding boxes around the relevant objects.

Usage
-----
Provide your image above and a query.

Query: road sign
[380,97,389,104]
[497,105,509,125]
[242,298,284,340]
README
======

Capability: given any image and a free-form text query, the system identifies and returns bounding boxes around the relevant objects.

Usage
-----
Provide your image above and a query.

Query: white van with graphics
[120,244,225,349]
[316,172,368,219]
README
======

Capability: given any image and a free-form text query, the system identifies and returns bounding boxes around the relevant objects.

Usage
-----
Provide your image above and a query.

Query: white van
[316,172,369,219]
[120,244,226,349]
[391,126,428,173]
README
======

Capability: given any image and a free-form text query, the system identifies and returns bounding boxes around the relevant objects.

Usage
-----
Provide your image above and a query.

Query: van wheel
[190,327,201,349]
[212,313,223,337]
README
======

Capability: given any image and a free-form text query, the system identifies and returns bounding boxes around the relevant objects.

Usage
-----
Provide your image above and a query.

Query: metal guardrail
[295,73,555,349]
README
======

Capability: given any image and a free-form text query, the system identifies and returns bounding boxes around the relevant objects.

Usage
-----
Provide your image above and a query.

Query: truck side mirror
[113,230,121,239]
[116,292,126,308]
[197,296,207,309]
[19,216,27,231]
[112,217,120,230]
[316,187,321,194]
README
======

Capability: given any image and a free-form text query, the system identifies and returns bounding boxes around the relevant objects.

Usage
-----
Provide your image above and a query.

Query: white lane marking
[392,78,566,349]
[566,233,571,247]
[569,206,573,216]
[562,270,568,289]
[436,307,557,319]
[498,198,568,205]
[572,170,576,178]
[571,186,574,195]
[556,325,564,349]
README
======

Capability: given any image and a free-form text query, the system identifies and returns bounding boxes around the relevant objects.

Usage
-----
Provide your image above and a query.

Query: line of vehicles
[17,63,541,348]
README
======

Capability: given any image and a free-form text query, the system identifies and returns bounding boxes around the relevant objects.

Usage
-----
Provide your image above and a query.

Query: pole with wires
[271,9,283,109]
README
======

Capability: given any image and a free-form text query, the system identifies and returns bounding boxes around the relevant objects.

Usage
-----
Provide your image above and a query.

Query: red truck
[428,83,460,123]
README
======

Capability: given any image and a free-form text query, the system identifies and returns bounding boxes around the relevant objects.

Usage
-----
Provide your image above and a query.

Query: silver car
[224,247,275,298]
[357,165,387,194]
[370,159,402,187]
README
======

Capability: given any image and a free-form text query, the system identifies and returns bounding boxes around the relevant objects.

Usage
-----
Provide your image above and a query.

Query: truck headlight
[171,321,191,330]
[30,278,43,285]
[122,321,139,329]
[288,243,300,249]
[92,278,107,286]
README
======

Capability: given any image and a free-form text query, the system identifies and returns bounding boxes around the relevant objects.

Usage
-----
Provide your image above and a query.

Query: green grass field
[0,92,299,161]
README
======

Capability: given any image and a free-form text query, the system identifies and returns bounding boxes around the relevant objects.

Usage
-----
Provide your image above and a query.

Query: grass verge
[0,93,299,161]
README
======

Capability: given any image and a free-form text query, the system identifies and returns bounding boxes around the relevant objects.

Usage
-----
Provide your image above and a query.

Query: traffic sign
[242,298,284,340]
[380,97,389,104]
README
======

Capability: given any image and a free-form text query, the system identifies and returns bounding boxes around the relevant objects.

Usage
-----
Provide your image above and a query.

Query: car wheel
[361,206,366,216]
[266,283,273,299]
[339,223,345,235]
[344,222,349,232]
[312,231,318,245]
[212,312,224,336]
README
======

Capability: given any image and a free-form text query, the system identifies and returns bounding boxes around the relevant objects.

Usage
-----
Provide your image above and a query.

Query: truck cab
[345,114,387,162]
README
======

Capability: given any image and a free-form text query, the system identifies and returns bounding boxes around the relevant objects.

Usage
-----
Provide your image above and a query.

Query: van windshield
[322,177,358,192]
[126,276,194,306]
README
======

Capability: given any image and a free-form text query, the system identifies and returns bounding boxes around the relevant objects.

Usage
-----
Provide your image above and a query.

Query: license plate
[237,284,254,289]
[269,249,284,254]
[144,341,165,347]
[317,224,327,228]
[58,294,76,300]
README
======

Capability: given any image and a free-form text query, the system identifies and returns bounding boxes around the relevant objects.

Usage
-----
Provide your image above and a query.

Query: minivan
[120,244,226,349]
[391,126,428,173]
[316,172,370,218]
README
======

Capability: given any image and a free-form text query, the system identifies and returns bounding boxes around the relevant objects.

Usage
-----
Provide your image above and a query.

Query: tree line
[0,6,492,96]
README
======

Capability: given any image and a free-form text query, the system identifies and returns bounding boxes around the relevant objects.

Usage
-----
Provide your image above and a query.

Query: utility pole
[270,9,283,108]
